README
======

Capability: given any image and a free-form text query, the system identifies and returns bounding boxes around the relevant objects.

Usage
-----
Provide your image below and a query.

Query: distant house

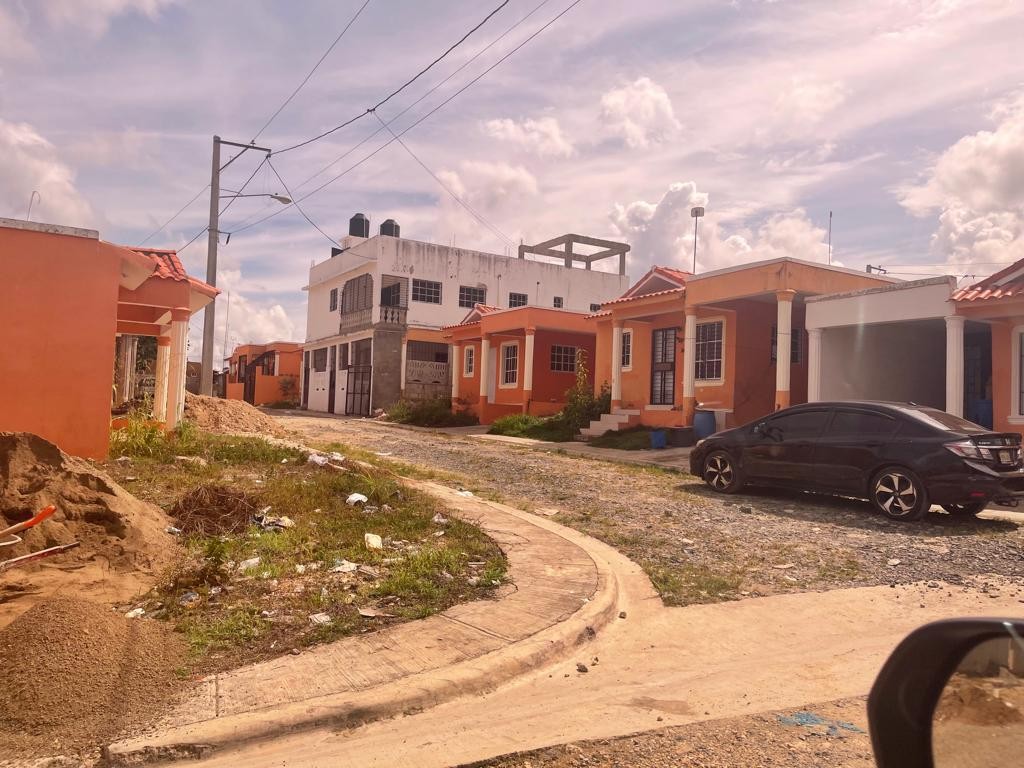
[300,214,630,416]
[443,305,597,424]
[226,342,302,406]
[0,218,216,458]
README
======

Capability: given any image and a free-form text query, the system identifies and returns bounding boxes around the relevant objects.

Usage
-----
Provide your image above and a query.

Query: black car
[689,401,1024,520]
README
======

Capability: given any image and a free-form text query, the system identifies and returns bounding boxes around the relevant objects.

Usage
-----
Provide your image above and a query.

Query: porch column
[945,315,965,417]
[451,344,461,399]
[807,328,822,402]
[399,340,408,395]
[611,321,624,409]
[775,289,796,410]
[523,329,536,414]
[165,308,190,429]
[479,334,491,412]
[682,309,697,424]
[153,336,171,421]
[114,336,130,404]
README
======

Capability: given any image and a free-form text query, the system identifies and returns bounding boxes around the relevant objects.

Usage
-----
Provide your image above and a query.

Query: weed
[589,426,656,451]
[388,397,478,427]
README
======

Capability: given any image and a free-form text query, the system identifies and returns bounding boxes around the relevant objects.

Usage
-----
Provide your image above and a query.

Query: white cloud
[433,161,537,249]
[482,116,575,158]
[41,0,180,35]
[65,127,158,170]
[0,119,94,226]
[599,76,681,149]
[899,95,1024,267]
[0,5,34,60]
[756,76,847,143]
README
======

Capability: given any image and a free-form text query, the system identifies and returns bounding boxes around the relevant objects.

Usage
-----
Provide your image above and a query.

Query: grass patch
[588,426,655,451]
[647,563,745,606]
[387,397,479,428]
[488,413,575,442]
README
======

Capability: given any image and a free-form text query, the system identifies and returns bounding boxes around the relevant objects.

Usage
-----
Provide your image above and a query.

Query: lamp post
[200,135,289,396]
[690,206,705,273]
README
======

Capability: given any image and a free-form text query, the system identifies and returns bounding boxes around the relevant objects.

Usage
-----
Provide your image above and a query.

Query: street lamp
[690,206,705,273]
[200,135,283,397]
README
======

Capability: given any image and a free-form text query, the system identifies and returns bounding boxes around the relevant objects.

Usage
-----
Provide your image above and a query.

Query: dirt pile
[0,432,174,630]
[171,484,261,535]
[935,673,1024,726]
[0,597,187,758]
[183,393,284,435]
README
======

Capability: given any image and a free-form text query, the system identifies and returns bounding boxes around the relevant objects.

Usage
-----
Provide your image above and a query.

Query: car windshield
[900,407,988,433]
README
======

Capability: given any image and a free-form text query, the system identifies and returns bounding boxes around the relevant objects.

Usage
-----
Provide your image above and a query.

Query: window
[237,355,247,382]
[501,343,518,386]
[329,288,338,312]
[550,345,577,372]
[621,330,632,369]
[771,326,803,364]
[338,343,349,370]
[651,328,676,405]
[463,346,475,376]
[508,292,528,308]
[827,410,896,438]
[261,355,275,376]
[590,303,602,312]
[459,285,486,308]
[312,348,328,372]
[695,320,723,380]
[412,279,442,304]
[341,274,373,313]
[553,296,564,308]
[352,338,372,366]
[380,282,401,307]
[763,410,829,440]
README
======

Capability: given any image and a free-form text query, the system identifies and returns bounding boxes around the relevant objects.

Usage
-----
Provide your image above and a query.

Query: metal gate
[345,366,372,416]
[327,346,337,414]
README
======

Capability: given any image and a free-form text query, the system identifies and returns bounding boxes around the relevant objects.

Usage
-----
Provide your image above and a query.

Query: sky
[2,0,1023,360]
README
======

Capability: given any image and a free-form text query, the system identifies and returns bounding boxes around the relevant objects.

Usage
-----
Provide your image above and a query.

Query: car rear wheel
[703,450,743,493]
[870,467,929,521]
[941,502,987,516]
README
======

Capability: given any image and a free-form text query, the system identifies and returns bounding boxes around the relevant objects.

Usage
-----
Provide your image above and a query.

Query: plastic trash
[237,557,261,572]
[307,453,329,466]
[178,591,200,607]
[431,513,449,525]
[125,607,145,619]
[347,493,369,505]
[308,612,331,626]
[329,559,359,573]
[364,533,383,549]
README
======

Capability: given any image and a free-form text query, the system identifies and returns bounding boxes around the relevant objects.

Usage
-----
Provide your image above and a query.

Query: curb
[103,485,622,766]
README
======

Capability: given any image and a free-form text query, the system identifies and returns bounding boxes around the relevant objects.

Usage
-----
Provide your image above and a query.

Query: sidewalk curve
[105,480,627,765]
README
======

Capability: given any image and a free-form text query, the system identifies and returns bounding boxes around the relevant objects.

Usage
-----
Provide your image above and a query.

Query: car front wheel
[941,502,987,517]
[703,450,743,494]
[870,467,929,521]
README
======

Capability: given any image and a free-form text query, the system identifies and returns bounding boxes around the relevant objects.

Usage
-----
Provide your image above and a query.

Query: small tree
[279,375,299,404]
[561,350,607,434]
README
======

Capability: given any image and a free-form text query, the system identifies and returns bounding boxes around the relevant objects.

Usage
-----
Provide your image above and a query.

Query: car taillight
[945,440,995,461]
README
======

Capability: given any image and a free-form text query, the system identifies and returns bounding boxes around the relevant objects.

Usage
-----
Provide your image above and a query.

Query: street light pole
[690,206,705,273]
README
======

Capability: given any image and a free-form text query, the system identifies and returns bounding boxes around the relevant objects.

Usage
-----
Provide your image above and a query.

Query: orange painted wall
[453,341,481,409]
[226,344,302,405]
[0,229,120,458]
[990,321,1022,438]
[593,319,613,393]
[529,330,596,404]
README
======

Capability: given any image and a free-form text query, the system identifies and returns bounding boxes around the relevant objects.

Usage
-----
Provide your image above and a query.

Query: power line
[251,0,373,143]
[233,0,584,237]
[267,158,341,247]
[275,0,510,154]
[373,111,514,246]
[139,184,209,245]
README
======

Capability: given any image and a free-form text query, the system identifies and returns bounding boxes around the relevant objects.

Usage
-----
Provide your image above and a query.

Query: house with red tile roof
[0,217,216,458]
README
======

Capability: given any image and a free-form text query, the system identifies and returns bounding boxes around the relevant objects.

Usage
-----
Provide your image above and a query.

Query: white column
[478,336,491,406]
[807,328,823,402]
[165,311,189,429]
[945,315,965,416]
[153,338,170,421]
[523,331,535,392]
[451,344,461,399]
[775,290,795,409]
[611,322,623,403]
[682,312,697,401]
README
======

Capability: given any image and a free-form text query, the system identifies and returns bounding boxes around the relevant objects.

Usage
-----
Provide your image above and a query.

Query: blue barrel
[694,410,717,439]
[649,429,667,450]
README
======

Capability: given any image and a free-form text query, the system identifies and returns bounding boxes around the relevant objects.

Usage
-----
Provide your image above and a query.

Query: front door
[743,408,830,485]
[301,352,310,408]
[345,366,371,416]
[327,346,337,414]
[650,328,676,405]
[243,364,256,404]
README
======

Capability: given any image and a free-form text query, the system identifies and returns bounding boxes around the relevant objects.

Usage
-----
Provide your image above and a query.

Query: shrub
[387,397,479,428]
[489,413,575,442]
[560,351,610,434]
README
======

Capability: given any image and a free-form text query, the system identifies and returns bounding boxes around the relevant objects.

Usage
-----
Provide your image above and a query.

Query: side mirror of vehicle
[869,618,1024,768]
[753,422,766,436]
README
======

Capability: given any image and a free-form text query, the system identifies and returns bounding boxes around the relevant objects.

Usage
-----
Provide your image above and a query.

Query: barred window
[329,288,338,311]
[590,303,602,312]
[312,348,328,372]
[508,292,528,308]
[463,346,475,376]
[695,320,723,380]
[621,331,632,368]
[550,345,577,372]
[553,296,564,308]
[459,285,486,308]
[501,343,518,385]
[412,279,442,304]
[651,328,675,405]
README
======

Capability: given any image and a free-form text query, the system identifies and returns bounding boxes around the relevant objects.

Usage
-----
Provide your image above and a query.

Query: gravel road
[277,414,1024,606]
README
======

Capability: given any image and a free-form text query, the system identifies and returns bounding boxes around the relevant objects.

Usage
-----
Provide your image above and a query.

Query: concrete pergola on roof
[518,233,629,275]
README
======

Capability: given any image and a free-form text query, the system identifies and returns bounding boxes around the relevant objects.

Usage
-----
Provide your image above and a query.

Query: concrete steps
[581,409,640,438]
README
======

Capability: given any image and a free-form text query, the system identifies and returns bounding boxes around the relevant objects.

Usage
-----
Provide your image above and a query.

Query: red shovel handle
[0,505,56,539]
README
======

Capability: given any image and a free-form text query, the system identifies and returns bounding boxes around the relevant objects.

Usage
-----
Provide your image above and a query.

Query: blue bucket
[649,429,668,450]
[694,410,717,439]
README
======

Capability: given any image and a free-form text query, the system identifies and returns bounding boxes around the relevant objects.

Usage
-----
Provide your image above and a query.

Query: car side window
[763,410,829,441]
[827,410,897,439]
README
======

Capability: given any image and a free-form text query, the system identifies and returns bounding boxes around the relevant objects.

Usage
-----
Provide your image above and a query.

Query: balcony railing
[339,307,372,334]
[379,305,408,327]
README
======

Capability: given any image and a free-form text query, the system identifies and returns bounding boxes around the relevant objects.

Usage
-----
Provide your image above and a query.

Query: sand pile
[0,597,187,757]
[183,393,284,435]
[935,673,1024,726]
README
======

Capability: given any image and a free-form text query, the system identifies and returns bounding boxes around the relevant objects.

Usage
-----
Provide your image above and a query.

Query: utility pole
[200,136,222,397]
[690,206,705,273]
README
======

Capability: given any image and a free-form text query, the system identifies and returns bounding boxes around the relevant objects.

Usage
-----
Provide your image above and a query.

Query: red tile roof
[130,247,218,297]
[599,286,685,307]
[952,258,1024,302]
[653,266,691,284]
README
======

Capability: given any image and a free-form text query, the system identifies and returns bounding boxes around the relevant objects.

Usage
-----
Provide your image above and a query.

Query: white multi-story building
[301,214,631,415]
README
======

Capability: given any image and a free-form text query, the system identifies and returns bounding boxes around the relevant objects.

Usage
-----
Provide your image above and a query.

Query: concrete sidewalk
[105,481,621,765]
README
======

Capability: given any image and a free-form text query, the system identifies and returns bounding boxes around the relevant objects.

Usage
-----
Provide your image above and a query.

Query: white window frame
[499,341,519,388]
[550,345,577,373]
[1010,326,1024,424]
[463,346,475,377]
[694,316,726,385]
[621,329,633,371]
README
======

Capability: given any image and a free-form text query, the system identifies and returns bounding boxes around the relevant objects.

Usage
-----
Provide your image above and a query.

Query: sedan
[689,401,1024,520]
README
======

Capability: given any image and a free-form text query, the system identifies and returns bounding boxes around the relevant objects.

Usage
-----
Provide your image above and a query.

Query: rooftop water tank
[380,219,400,238]
[349,213,369,238]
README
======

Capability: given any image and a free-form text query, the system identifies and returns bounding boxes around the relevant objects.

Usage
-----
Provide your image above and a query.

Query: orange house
[0,218,216,458]
[443,305,596,424]
[587,259,894,435]
[226,342,303,406]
